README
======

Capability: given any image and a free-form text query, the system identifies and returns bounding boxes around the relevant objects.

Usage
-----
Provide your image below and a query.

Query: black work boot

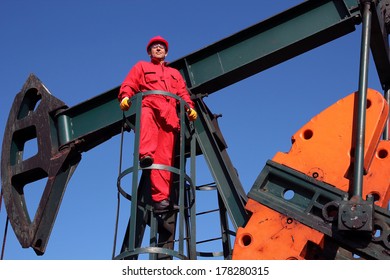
[139,156,153,168]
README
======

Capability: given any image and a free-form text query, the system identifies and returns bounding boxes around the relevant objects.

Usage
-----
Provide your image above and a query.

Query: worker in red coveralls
[118,36,197,213]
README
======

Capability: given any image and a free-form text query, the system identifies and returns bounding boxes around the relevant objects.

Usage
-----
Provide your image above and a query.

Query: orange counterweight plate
[273,89,389,206]
[233,89,390,259]
[233,199,326,260]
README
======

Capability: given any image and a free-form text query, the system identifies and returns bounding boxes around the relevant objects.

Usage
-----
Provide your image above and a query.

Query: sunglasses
[150,43,166,50]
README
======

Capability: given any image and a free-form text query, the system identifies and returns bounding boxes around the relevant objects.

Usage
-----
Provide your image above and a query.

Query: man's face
[149,43,167,60]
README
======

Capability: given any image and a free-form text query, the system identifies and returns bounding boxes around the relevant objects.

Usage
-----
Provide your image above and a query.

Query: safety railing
[113,90,197,260]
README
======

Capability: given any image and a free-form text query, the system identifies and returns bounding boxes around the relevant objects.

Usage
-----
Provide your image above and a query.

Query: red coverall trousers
[139,97,178,202]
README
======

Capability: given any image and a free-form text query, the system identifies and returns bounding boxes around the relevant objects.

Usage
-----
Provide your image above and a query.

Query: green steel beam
[192,98,248,229]
[56,87,124,151]
[370,1,390,89]
[172,0,361,94]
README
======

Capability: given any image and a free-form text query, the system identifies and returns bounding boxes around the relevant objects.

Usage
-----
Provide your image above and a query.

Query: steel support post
[353,0,372,198]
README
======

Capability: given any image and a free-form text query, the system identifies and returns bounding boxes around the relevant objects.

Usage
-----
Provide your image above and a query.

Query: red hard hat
[146,36,169,52]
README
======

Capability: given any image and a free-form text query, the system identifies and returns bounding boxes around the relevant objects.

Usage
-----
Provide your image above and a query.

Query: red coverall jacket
[119,59,194,202]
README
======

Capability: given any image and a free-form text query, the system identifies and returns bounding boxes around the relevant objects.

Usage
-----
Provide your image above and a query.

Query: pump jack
[2,0,390,259]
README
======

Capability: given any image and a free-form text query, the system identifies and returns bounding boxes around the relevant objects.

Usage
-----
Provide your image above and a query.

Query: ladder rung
[196,236,222,245]
[196,208,220,216]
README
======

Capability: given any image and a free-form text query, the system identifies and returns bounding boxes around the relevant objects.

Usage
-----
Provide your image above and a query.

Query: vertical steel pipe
[353,1,372,197]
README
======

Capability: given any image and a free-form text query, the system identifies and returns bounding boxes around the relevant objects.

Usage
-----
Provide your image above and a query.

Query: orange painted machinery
[233,89,390,259]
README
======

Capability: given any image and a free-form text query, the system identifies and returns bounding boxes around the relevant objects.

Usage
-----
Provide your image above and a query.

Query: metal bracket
[338,195,375,231]
[378,0,390,32]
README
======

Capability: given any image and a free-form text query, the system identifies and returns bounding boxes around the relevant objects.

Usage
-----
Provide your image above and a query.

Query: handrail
[114,90,197,260]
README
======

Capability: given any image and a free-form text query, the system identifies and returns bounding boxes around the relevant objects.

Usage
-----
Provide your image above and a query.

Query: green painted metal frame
[191,98,248,229]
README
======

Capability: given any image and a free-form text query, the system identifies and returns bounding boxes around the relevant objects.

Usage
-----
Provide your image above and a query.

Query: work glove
[187,107,198,121]
[120,97,131,111]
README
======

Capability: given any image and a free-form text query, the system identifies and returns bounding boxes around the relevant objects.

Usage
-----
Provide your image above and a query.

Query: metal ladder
[113,90,248,260]
[113,90,197,260]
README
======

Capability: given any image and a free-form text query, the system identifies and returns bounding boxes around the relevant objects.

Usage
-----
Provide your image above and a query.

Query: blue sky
[0,0,388,260]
